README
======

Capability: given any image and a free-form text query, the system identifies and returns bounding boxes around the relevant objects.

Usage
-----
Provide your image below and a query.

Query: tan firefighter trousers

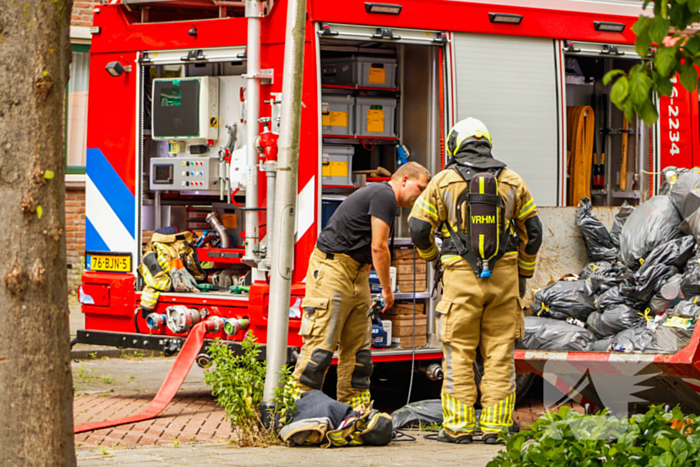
[437,253,523,436]
[291,248,373,409]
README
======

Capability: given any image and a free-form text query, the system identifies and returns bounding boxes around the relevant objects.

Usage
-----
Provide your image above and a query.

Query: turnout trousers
[291,248,373,409]
[437,253,522,436]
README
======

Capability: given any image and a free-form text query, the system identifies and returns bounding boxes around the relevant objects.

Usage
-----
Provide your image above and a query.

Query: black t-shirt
[317,182,397,265]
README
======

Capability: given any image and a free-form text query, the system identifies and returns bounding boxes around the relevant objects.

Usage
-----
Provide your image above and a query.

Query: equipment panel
[149,156,219,191]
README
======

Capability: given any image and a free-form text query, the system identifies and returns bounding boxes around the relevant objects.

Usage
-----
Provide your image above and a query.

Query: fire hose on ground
[74,312,249,433]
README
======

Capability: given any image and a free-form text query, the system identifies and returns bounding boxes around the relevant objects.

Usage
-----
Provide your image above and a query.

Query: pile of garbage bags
[518,170,700,355]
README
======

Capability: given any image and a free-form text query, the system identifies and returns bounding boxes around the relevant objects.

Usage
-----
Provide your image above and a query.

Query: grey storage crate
[322,145,354,186]
[321,94,354,136]
[355,96,397,138]
[321,56,397,88]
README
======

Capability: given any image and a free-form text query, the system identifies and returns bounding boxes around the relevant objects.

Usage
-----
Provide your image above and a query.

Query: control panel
[149,156,219,191]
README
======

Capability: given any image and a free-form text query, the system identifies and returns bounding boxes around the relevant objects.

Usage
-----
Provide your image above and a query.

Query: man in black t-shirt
[290,162,430,409]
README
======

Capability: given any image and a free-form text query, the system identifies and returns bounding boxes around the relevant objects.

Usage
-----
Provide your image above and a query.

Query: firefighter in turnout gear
[408,118,543,444]
[291,162,430,410]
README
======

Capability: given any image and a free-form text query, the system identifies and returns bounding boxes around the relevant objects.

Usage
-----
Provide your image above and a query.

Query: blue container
[321,198,343,229]
[371,319,388,348]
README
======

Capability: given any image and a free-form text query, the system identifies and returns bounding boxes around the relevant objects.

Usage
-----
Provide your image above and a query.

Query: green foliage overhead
[488,405,700,466]
[605,1,700,125]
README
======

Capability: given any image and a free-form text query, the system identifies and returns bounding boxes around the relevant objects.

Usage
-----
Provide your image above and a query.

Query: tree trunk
[0,1,76,465]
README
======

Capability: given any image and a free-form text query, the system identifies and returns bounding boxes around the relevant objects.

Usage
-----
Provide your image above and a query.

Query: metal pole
[243,0,261,264]
[262,0,306,402]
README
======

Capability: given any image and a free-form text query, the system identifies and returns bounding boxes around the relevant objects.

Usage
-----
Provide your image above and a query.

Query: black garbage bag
[610,327,655,353]
[682,208,700,244]
[681,254,700,297]
[624,264,679,305]
[610,202,635,248]
[644,325,693,354]
[517,317,596,352]
[670,167,700,219]
[576,197,617,262]
[391,400,442,430]
[579,261,613,280]
[669,299,700,319]
[532,280,597,321]
[596,284,637,311]
[588,336,616,352]
[659,166,690,196]
[619,196,683,269]
[586,305,645,339]
[637,236,695,275]
[648,274,684,315]
[588,263,632,295]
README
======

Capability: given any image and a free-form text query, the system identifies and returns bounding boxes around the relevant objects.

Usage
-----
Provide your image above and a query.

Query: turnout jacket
[408,167,543,277]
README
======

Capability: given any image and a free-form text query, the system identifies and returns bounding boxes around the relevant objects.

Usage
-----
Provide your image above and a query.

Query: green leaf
[680,60,698,91]
[649,15,670,44]
[655,46,678,77]
[653,71,674,96]
[623,97,635,124]
[691,0,700,13]
[604,69,626,85]
[629,69,653,105]
[672,437,688,456]
[657,436,672,451]
[685,34,700,56]
[44,170,54,180]
[611,75,630,106]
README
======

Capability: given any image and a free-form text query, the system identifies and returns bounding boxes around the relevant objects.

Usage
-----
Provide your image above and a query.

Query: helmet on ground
[447,118,492,157]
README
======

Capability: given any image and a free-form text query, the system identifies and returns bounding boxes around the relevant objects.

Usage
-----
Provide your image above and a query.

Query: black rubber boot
[482,433,505,445]
[437,429,473,444]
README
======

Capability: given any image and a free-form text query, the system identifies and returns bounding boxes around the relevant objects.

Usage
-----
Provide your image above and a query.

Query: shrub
[204,334,295,446]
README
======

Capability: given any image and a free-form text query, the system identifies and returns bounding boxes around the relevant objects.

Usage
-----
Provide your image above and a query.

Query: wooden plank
[396,280,427,293]
[392,334,428,348]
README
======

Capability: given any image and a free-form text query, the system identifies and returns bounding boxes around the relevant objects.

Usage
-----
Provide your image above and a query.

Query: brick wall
[72,1,99,27]
[65,3,97,292]
[66,186,86,291]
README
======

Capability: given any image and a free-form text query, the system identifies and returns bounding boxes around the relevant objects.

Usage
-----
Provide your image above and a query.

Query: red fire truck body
[79,0,700,405]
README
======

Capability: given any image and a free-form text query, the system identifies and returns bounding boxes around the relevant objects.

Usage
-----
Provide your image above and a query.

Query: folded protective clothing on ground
[619,196,683,270]
[279,390,393,447]
[610,202,635,249]
[586,305,645,339]
[576,197,617,262]
[291,249,372,409]
[637,236,695,275]
[517,317,595,352]
[532,280,596,321]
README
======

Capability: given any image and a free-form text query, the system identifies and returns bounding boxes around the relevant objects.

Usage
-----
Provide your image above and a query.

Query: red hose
[74,321,211,433]
[231,187,242,207]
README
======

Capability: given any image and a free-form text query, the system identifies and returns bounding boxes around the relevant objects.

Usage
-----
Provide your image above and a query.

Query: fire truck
[78,0,700,406]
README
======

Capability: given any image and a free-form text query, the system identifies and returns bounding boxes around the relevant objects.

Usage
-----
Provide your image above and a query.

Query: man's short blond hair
[392,161,431,182]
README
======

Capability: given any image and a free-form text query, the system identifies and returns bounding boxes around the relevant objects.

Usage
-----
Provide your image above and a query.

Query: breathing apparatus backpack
[443,164,511,278]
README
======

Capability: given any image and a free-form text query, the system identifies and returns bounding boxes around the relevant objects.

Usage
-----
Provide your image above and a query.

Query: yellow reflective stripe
[519,259,537,270]
[417,197,438,220]
[479,176,485,194]
[479,234,485,258]
[519,199,534,216]
[418,244,438,260]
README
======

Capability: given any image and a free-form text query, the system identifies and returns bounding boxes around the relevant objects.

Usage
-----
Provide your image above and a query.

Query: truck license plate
[88,254,131,272]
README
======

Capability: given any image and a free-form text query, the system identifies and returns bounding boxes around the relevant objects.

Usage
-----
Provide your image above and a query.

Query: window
[66,44,90,175]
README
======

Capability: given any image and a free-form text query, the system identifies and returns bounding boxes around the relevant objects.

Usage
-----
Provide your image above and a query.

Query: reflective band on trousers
[479,392,516,433]
[441,392,476,434]
[349,389,371,411]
